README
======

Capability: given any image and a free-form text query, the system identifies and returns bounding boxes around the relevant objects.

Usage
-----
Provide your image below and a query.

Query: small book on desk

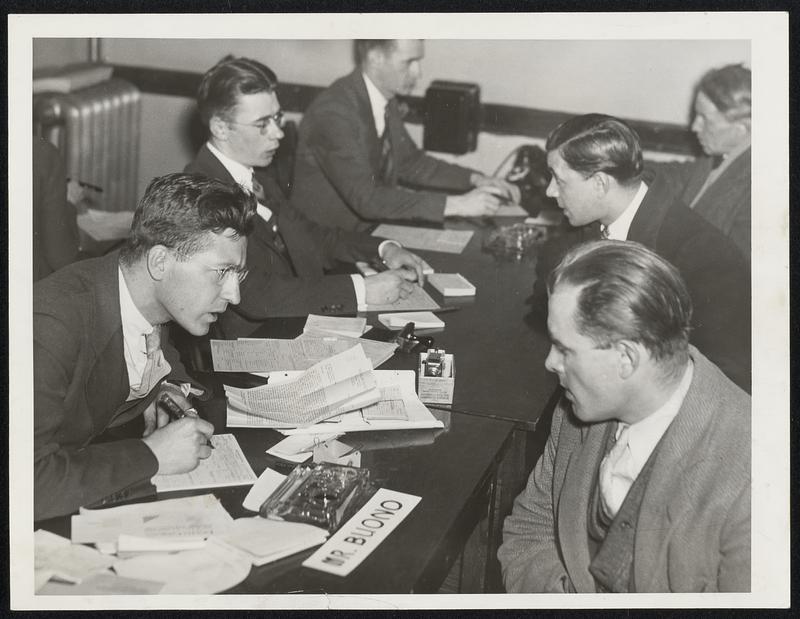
[428,273,476,297]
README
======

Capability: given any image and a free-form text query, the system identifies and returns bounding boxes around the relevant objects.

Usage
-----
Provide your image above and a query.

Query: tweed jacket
[33,252,200,520]
[291,70,475,231]
[186,145,382,335]
[532,170,751,392]
[498,347,751,593]
[649,148,751,260]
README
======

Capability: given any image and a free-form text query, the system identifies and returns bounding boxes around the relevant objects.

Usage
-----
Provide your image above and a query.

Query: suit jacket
[498,347,751,593]
[33,137,80,281]
[33,252,201,520]
[186,145,382,335]
[532,170,751,392]
[649,148,751,260]
[292,70,475,231]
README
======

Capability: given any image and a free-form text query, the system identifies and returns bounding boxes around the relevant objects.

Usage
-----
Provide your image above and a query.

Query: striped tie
[379,102,395,183]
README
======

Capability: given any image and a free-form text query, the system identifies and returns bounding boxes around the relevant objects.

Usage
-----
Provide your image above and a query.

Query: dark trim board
[111,63,698,156]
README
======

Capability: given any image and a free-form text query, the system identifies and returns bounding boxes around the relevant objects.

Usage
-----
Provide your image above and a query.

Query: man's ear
[146,245,170,282]
[616,340,640,380]
[592,171,613,197]
[209,114,229,142]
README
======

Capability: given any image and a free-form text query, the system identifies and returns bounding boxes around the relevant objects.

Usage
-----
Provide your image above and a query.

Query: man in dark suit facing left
[291,39,520,231]
[533,114,751,392]
[186,56,428,337]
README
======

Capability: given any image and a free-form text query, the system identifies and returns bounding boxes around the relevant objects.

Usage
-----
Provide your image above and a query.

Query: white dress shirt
[119,267,157,393]
[602,360,695,516]
[602,181,649,241]
[363,73,389,136]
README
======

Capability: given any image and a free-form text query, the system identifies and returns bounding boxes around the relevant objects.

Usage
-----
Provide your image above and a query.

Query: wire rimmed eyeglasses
[227,110,285,134]
[199,263,249,285]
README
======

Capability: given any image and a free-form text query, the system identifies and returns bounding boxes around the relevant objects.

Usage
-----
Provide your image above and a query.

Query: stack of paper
[229,370,445,435]
[218,517,329,566]
[303,314,368,338]
[211,332,397,372]
[365,284,441,312]
[372,224,474,254]
[224,345,381,428]
[428,273,476,297]
[377,311,445,330]
[71,494,234,551]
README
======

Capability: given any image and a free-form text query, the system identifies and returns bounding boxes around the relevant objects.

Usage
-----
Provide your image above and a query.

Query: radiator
[33,77,141,213]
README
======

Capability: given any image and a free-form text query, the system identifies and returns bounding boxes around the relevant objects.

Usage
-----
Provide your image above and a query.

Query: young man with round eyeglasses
[33,172,256,520]
[186,55,428,337]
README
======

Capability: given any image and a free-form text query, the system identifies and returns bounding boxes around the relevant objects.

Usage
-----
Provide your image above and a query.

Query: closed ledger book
[428,273,476,297]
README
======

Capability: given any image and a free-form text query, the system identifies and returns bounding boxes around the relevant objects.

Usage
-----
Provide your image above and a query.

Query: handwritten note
[304,314,368,338]
[366,284,441,312]
[152,434,257,492]
[373,224,474,254]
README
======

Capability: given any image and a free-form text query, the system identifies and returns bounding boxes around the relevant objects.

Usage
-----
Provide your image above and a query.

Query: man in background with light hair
[499,240,750,593]
[653,63,751,259]
[292,39,519,231]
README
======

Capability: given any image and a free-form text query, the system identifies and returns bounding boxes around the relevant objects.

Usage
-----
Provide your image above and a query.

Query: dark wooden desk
[36,392,513,594]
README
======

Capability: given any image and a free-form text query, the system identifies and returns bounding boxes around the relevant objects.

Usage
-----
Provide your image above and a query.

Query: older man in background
[651,64,751,259]
[291,39,519,231]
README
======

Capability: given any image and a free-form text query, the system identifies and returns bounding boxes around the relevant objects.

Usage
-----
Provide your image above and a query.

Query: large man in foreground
[291,39,518,231]
[499,241,750,593]
[34,173,256,520]
[535,113,750,391]
[187,56,427,336]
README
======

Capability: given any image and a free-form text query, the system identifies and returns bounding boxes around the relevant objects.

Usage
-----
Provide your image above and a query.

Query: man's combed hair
[120,172,256,264]
[354,40,397,65]
[697,64,751,122]
[545,113,643,186]
[548,240,693,375]
[196,55,278,124]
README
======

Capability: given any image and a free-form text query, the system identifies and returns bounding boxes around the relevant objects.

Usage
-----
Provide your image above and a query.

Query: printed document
[224,345,380,427]
[372,224,474,254]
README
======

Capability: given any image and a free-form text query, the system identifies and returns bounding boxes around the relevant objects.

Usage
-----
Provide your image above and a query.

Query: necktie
[710,155,724,170]
[251,172,296,276]
[598,424,636,520]
[379,102,395,183]
[128,324,171,401]
[600,225,610,240]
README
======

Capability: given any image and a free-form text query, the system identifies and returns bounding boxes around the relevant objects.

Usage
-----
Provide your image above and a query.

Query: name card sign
[302,488,421,577]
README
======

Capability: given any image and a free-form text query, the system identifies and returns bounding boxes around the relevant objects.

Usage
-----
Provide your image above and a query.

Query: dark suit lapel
[348,70,383,169]
[694,147,751,212]
[628,174,673,248]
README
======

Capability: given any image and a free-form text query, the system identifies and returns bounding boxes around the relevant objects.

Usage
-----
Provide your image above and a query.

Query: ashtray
[482,223,548,260]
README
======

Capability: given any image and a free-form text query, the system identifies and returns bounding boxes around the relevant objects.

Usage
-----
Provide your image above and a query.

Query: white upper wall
[100,38,749,125]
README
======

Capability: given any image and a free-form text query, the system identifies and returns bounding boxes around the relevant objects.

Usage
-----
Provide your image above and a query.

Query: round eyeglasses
[227,110,285,135]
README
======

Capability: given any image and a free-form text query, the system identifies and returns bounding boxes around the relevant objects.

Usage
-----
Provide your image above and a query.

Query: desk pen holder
[417,351,455,404]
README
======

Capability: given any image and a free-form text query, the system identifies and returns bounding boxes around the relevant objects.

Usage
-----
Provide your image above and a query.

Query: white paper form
[112,537,252,594]
[34,529,115,585]
[152,433,257,492]
[224,345,380,427]
[218,517,328,566]
[72,494,233,545]
[303,314,368,338]
[372,223,474,254]
[365,284,441,312]
[297,330,398,369]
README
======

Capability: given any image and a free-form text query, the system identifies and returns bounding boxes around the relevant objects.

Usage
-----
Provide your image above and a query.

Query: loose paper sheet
[372,224,474,254]
[218,517,329,566]
[303,314,368,338]
[365,284,441,312]
[34,529,115,585]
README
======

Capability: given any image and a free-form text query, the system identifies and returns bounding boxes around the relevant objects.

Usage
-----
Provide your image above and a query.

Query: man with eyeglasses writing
[186,56,428,337]
[33,173,257,520]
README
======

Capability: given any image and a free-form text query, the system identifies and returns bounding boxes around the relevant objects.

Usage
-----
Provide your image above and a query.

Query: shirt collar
[206,141,272,221]
[206,141,254,190]
[617,359,695,471]
[604,180,648,241]
[362,72,389,135]
[118,266,155,355]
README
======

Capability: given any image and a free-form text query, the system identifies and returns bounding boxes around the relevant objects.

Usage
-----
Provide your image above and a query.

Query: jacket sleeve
[304,102,464,223]
[498,405,572,593]
[717,482,751,592]
[34,309,159,521]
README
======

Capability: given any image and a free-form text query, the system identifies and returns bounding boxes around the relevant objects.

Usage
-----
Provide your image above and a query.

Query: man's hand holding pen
[141,387,215,475]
